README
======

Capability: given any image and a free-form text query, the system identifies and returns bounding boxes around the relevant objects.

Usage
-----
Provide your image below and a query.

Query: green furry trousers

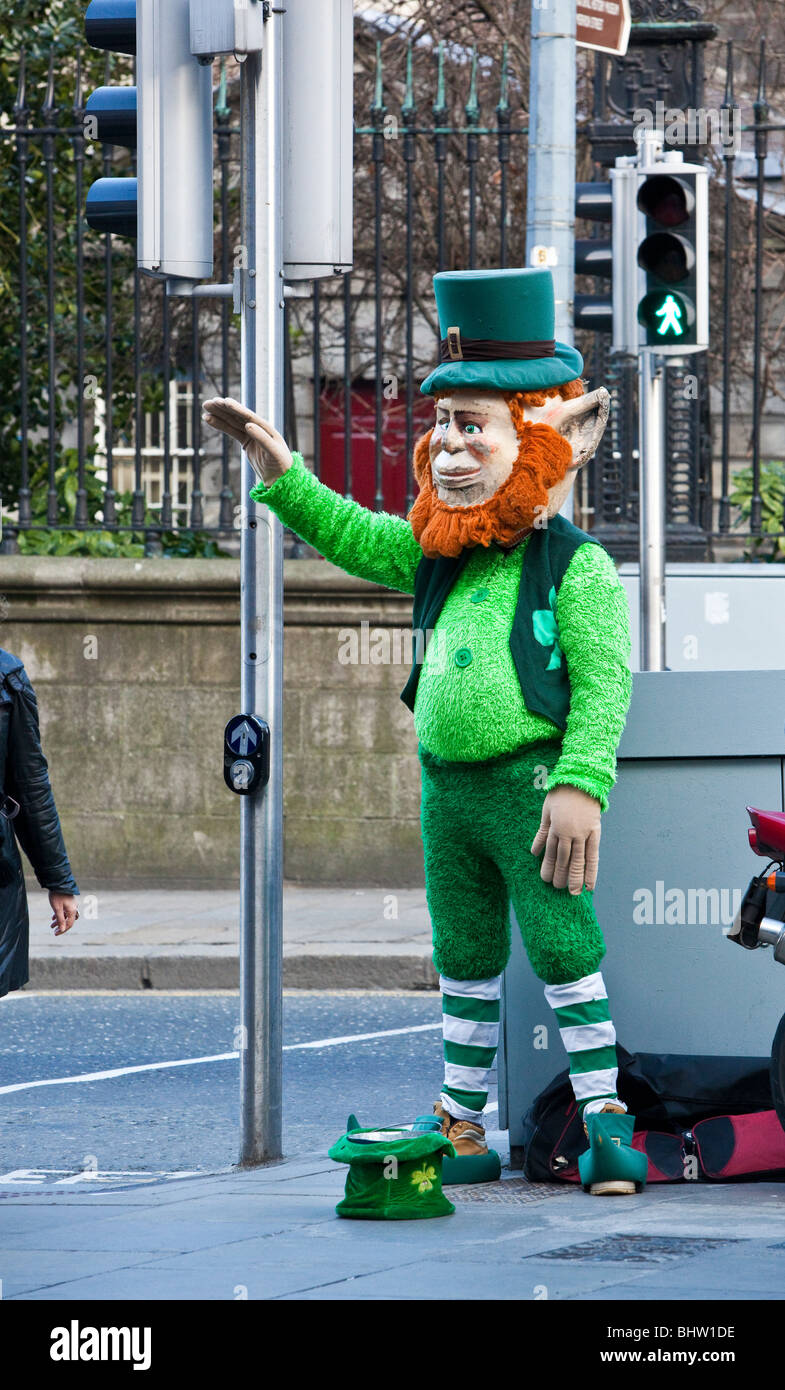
[419,738,607,986]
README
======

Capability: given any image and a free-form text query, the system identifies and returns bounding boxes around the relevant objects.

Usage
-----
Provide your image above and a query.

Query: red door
[318,383,435,515]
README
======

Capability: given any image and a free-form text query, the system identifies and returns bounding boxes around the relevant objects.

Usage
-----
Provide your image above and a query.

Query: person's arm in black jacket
[4,665,79,895]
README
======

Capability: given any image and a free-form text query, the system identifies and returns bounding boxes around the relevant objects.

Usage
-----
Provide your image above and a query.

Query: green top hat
[420,267,583,397]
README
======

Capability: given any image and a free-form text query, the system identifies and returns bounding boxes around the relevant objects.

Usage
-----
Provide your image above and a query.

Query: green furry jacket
[250,455,633,812]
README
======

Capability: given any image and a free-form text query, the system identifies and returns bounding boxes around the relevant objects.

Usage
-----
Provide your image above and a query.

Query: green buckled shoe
[578,1108,648,1196]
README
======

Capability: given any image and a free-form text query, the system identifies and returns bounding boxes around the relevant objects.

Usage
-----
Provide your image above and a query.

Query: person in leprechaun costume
[203,268,647,1197]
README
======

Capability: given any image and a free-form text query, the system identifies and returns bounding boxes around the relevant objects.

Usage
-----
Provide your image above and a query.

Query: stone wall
[0,556,423,890]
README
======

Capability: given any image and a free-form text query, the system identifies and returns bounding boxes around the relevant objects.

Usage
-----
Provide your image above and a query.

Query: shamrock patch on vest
[533,585,562,671]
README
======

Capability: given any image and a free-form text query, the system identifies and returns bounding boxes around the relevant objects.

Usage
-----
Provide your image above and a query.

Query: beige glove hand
[202,397,293,485]
[531,784,602,895]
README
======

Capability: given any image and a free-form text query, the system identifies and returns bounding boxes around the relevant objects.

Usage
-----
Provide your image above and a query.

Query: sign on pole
[576,0,631,57]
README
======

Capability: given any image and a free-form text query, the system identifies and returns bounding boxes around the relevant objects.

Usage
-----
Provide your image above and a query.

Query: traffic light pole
[638,350,667,671]
[239,18,285,1164]
[634,129,673,673]
[526,0,576,521]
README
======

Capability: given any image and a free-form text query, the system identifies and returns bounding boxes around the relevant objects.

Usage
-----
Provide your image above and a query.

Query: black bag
[521,1046,783,1183]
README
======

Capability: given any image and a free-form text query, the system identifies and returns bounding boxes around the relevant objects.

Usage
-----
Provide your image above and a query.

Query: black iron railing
[1,30,784,560]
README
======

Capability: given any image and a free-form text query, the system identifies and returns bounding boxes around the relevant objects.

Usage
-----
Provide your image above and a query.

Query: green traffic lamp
[637,289,695,342]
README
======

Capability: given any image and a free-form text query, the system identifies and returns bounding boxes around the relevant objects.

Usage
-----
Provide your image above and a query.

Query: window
[94,379,202,528]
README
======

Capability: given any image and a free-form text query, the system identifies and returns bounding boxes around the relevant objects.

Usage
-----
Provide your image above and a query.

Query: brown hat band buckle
[446,326,463,361]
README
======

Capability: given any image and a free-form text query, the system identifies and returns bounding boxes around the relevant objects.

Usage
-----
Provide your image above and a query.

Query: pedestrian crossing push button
[224,713,270,795]
[454,647,473,668]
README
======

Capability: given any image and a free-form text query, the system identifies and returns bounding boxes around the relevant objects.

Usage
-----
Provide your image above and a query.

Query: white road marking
[0,1052,239,1095]
[0,1168,201,1186]
[286,1022,443,1050]
[0,1022,444,1096]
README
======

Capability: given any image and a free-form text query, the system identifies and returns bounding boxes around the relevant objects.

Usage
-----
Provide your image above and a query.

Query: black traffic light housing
[85,0,136,51]
[84,0,138,238]
[574,182,613,334]
[635,169,707,350]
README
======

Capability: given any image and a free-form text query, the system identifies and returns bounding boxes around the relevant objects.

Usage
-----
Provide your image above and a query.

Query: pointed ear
[552,388,610,470]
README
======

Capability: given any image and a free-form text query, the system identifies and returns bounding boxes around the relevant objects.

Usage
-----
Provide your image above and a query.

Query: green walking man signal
[654,293,683,337]
[637,288,694,341]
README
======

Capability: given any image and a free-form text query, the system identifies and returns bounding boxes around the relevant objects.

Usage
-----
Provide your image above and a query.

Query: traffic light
[84,0,137,237]
[635,164,709,352]
[84,0,215,281]
[574,182,613,334]
[607,152,709,356]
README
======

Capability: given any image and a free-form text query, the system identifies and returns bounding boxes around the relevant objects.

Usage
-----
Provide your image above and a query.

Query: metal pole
[635,128,667,673]
[638,350,666,671]
[239,15,285,1164]
[526,0,576,520]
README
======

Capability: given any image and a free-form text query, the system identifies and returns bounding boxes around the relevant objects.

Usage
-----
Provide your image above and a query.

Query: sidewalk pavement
[26,887,437,991]
[4,1132,785,1300]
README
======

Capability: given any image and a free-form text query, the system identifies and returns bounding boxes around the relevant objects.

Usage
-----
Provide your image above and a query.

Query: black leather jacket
[0,649,79,997]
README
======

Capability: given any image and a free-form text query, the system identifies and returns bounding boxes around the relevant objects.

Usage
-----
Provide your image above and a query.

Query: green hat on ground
[329,1126,456,1220]
[420,267,583,397]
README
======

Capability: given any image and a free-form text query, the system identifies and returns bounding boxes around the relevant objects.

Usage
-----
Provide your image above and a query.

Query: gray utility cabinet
[498,670,785,1165]
[619,563,785,671]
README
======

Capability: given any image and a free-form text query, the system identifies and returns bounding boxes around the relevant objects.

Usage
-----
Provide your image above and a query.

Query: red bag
[692,1110,785,1180]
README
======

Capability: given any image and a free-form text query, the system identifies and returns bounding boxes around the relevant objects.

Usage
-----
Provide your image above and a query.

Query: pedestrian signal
[638,289,695,340]
[635,165,708,353]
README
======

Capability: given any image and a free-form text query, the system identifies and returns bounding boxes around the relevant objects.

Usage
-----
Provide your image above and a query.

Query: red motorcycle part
[747,806,785,861]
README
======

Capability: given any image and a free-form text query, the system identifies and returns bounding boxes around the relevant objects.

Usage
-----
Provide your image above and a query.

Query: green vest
[399,513,601,732]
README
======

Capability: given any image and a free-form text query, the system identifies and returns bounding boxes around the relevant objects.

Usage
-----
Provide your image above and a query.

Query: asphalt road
[0,992,498,1176]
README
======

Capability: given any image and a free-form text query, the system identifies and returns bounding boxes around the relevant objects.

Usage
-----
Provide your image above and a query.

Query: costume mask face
[409,384,610,559]
[430,393,521,508]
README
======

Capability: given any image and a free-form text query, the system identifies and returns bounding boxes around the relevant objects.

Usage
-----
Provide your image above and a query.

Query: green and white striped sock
[439,973,502,1123]
[543,971,627,1119]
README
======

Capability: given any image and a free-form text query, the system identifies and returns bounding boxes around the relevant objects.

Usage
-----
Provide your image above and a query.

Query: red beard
[408,420,573,559]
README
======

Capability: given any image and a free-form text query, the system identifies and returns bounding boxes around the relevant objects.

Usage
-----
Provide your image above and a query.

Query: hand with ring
[48,891,79,936]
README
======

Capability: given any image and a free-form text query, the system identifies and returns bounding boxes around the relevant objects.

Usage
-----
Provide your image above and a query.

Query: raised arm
[203,398,421,595]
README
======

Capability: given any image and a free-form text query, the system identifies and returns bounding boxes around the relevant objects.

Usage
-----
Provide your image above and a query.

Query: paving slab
[1,1249,170,1300]
[3,1143,785,1301]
